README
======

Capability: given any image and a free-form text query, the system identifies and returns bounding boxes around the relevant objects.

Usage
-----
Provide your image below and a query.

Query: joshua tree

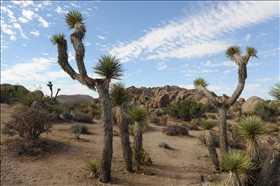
[129,106,150,169]
[51,11,124,183]
[220,151,257,186]
[200,119,219,170]
[47,81,61,104]
[193,45,258,155]
[234,115,267,164]
[110,82,133,172]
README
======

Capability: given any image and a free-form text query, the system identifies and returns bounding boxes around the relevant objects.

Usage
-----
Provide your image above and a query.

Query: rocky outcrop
[127,85,203,109]
[242,96,264,113]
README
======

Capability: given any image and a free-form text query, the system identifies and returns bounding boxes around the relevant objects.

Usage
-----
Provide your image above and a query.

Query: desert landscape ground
[0,103,224,186]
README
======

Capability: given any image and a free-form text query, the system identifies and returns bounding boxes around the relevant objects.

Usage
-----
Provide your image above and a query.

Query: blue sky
[1,1,279,100]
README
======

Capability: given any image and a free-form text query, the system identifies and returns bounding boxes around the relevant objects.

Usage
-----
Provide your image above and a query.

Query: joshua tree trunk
[120,117,133,172]
[205,130,219,170]
[255,138,280,186]
[97,84,113,183]
[218,106,229,155]
[134,121,143,154]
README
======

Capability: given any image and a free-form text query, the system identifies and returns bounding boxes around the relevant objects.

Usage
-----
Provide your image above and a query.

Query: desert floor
[1,103,222,186]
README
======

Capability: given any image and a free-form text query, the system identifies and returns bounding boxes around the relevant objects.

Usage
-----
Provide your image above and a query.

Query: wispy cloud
[1,57,68,83]
[109,1,279,63]
[156,62,167,70]
[55,6,68,14]
[98,35,106,40]
[30,30,40,37]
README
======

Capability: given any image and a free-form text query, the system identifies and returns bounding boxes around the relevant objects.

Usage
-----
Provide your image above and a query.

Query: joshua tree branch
[195,85,221,107]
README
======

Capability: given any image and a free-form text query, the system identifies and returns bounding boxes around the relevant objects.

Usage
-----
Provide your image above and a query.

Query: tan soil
[1,103,220,186]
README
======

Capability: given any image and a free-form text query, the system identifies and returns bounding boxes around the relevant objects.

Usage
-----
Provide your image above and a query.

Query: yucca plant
[193,77,209,88]
[65,10,85,30]
[200,119,219,170]
[110,82,133,172]
[86,159,99,174]
[129,106,150,169]
[94,55,124,90]
[220,151,257,186]
[234,115,267,163]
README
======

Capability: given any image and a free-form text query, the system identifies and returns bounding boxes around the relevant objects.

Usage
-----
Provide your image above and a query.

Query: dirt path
[1,104,219,186]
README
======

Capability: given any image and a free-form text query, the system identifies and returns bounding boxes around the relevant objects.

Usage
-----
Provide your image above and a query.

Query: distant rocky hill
[57,94,94,103]
[127,85,205,109]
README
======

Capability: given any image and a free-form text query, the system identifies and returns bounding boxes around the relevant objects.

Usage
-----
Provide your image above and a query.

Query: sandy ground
[1,103,220,186]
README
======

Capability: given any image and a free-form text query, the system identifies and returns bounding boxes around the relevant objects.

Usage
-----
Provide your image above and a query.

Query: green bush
[254,101,278,121]
[132,147,152,169]
[163,99,207,121]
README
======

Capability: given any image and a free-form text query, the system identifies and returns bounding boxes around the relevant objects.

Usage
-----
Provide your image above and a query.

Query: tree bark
[97,84,113,183]
[205,130,219,170]
[255,138,280,186]
[120,117,133,172]
[218,106,229,155]
[134,121,143,154]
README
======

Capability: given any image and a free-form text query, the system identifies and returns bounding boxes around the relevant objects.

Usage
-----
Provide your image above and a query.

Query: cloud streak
[109,1,279,63]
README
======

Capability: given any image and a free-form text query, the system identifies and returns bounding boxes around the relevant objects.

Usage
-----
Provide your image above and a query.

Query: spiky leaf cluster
[110,82,131,106]
[269,83,280,101]
[200,119,216,130]
[234,115,267,141]
[65,10,85,30]
[86,159,99,173]
[129,106,150,123]
[93,55,124,88]
[220,151,257,181]
[50,33,66,45]
[226,45,241,61]
[193,77,209,88]
[246,46,258,58]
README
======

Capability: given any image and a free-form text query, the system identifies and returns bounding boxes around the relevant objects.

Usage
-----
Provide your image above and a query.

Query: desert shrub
[243,111,255,117]
[2,109,54,141]
[154,109,165,117]
[163,99,207,121]
[254,101,278,121]
[60,111,73,120]
[158,142,171,149]
[72,111,94,123]
[11,102,29,113]
[162,124,189,136]
[70,124,89,133]
[150,116,161,125]
[132,147,152,169]
[86,159,99,173]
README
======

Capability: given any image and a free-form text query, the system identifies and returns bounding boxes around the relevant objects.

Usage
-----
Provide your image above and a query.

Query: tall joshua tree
[193,45,258,155]
[51,11,124,183]
[110,82,133,172]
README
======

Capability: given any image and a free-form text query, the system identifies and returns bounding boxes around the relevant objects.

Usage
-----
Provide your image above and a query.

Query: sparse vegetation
[162,124,189,136]
[2,109,54,141]
[70,124,89,139]
[158,142,171,149]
